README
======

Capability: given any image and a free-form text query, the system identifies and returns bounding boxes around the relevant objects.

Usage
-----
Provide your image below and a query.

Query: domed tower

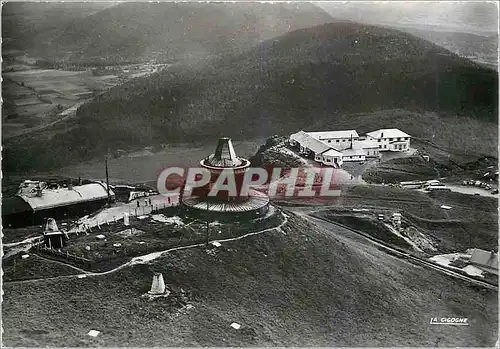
[182,137,269,220]
[199,137,251,201]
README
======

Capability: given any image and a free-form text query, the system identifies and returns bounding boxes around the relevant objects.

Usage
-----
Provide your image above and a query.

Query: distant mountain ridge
[77,22,497,139]
[4,2,334,64]
[317,2,498,70]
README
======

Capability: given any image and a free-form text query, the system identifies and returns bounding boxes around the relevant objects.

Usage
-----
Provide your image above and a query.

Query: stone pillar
[148,273,166,295]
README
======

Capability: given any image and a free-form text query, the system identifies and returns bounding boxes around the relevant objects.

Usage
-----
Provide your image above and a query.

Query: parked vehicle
[425,185,451,192]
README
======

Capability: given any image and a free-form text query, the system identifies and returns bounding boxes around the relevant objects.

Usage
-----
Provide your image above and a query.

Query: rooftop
[342,148,367,156]
[322,148,343,157]
[306,130,359,140]
[19,182,114,212]
[470,248,498,270]
[203,137,245,168]
[366,128,411,139]
[290,131,333,154]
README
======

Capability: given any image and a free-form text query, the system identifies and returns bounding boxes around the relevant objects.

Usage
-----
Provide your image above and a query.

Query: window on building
[326,158,331,162]
[384,145,387,148]
[379,145,382,149]
[336,140,340,143]
[350,156,353,159]
[328,140,331,143]
[389,138,393,141]
[378,139,381,142]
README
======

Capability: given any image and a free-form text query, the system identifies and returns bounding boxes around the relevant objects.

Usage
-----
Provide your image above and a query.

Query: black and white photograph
[1,1,498,347]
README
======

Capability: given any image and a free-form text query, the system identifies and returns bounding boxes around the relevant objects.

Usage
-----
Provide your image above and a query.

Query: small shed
[469,249,498,275]
[43,218,67,249]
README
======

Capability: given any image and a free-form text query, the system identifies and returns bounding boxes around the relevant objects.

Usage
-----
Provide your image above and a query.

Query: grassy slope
[298,185,498,254]
[3,214,497,347]
[3,253,80,282]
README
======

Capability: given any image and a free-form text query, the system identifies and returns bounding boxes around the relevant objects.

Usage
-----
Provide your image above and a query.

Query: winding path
[4,211,289,285]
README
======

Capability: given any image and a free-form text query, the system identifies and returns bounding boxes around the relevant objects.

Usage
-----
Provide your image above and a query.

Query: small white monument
[123,213,130,226]
[148,272,166,295]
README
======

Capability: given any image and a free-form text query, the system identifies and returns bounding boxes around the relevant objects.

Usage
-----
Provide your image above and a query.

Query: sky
[316,1,499,34]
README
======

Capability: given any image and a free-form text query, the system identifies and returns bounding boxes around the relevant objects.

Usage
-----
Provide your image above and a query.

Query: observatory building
[181,137,269,220]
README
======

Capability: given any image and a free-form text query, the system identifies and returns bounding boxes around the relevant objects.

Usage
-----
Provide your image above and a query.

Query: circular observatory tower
[181,137,269,220]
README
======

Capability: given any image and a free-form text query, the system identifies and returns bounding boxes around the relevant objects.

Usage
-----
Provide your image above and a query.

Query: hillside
[2,213,497,346]
[317,2,498,69]
[4,2,333,65]
[3,22,498,173]
[71,22,500,135]
[396,29,498,71]
[1,2,113,53]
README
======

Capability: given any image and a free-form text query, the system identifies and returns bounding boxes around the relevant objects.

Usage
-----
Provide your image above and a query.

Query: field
[2,67,117,139]
[2,52,169,140]
[58,206,284,272]
[3,253,81,282]
[2,213,497,347]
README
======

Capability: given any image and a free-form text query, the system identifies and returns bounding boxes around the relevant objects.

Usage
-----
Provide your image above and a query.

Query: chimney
[36,183,43,197]
[148,273,166,295]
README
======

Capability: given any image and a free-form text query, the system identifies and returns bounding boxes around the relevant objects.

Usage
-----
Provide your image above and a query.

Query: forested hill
[5,2,334,64]
[3,22,497,173]
[78,22,497,140]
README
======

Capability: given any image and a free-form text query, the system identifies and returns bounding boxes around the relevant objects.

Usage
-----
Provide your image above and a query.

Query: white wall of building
[342,154,366,162]
[319,137,358,151]
[315,153,342,167]
[367,135,410,152]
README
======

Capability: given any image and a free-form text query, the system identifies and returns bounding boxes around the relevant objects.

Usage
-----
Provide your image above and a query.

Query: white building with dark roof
[366,128,411,152]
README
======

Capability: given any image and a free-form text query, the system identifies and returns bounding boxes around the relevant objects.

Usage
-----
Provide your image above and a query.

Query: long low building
[2,180,115,228]
[290,131,343,167]
[305,130,359,151]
